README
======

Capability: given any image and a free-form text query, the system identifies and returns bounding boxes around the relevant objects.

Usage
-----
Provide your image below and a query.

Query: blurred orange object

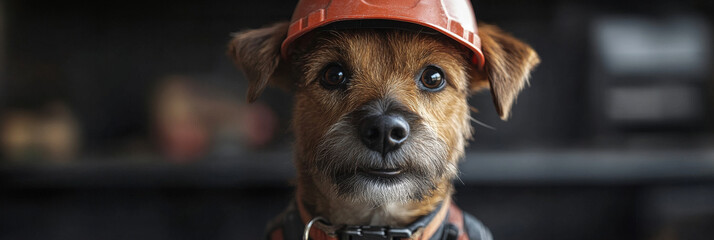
[154,76,209,163]
[242,102,278,148]
[152,75,281,162]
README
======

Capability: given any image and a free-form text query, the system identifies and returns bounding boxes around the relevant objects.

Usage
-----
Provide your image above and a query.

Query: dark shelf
[3,149,714,188]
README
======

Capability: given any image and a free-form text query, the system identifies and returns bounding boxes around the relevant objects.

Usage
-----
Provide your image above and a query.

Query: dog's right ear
[227,22,291,102]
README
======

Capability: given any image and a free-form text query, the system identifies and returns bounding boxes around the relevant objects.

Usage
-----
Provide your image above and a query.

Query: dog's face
[291,30,472,204]
[229,22,538,206]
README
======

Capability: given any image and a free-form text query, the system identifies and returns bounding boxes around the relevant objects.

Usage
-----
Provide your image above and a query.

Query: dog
[227,2,539,239]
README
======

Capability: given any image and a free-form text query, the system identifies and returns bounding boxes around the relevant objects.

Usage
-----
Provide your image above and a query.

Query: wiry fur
[316,98,455,205]
[228,21,539,228]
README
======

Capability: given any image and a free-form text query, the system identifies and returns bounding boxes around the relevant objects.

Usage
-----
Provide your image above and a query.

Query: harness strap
[446,204,468,240]
[417,198,451,240]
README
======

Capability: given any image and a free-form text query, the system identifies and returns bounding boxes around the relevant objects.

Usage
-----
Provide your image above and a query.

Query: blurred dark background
[1,0,713,239]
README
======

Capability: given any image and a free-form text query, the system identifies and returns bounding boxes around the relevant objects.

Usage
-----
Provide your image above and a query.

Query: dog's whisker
[470,116,496,130]
[455,174,465,186]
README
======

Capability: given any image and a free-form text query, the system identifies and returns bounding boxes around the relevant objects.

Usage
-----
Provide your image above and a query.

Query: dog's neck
[297,174,453,227]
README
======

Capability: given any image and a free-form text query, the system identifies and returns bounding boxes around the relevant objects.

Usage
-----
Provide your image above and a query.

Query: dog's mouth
[359,168,403,178]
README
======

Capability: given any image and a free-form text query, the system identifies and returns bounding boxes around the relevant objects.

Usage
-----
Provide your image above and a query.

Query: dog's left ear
[471,23,540,120]
[228,22,292,102]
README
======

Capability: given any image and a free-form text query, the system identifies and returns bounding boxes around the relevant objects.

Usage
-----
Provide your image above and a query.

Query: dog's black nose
[359,115,409,156]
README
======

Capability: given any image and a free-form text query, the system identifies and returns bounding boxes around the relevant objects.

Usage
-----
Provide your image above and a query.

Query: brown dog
[228,14,538,240]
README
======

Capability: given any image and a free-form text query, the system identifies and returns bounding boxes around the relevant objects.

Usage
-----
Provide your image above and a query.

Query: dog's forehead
[313,30,463,64]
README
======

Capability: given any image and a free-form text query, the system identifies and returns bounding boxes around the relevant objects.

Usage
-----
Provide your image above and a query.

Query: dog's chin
[317,147,452,204]
[329,166,436,204]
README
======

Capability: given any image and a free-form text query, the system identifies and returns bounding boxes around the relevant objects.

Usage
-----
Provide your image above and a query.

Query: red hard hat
[281,0,485,68]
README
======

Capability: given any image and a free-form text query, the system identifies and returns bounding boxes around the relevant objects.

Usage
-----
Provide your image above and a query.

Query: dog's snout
[359,115,410,156]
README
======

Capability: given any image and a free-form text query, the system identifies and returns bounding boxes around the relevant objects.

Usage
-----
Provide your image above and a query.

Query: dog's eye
[419,66,446,91]
[320,64,347,89]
